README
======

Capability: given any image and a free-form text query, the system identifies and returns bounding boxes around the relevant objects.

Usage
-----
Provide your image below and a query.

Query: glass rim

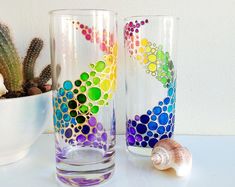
[124,15,179,21]
[49,9,117,16]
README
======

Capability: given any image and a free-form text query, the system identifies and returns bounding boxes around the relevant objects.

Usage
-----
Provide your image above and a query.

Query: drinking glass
[124,16,178,156]
[50,9,117,186]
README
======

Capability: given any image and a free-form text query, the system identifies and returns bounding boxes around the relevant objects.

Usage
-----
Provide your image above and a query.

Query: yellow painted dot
[148,63,157,72]
[100,79,111,92]
[146,46,151,52]
[138,47,144,53]
[136,55,142,61]
[151,48,156,53]
[148,54,157,62]
[143,58,148,64]
[141,38,148,46]
[112,44,118,57]
[105,68,110,73]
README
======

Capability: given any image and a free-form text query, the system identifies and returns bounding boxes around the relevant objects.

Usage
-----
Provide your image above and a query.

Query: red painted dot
[80,24,84,28]
[82,30,87,35]
[88,28,92,33]
[85,34,91,40]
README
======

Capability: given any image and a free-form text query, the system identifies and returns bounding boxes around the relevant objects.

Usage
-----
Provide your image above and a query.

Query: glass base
[127,145,152,157]
[56,147,115,186]
[0,149,29,166]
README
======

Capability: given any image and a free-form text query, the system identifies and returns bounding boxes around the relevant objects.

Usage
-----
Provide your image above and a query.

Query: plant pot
[0,91,53,165]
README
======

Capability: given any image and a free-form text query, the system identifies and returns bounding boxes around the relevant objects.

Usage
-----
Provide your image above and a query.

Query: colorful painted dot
[88,87,101,101]
[63,81,73,90]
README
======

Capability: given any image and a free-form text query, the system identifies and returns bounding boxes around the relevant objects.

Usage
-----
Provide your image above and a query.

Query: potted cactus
[0,23,53,165]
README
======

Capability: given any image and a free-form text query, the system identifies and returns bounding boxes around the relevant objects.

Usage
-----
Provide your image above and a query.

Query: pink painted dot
[136,23,140,28]
[80,24,84,29]
[135,41,140,46]
[135,29,139,33]
[85,34,91,40]
[100,43,107,51]
[129,22,133,27]
[141,21,145,25]
[88,28,92,33]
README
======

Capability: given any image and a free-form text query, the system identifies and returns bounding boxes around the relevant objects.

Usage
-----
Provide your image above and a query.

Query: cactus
[23,38,43,81]
[0,23,23,92]
[0,22,52,98]
[38,64,51,87]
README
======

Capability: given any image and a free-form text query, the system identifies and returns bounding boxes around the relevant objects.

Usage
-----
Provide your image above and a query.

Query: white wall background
[0,0,234,135]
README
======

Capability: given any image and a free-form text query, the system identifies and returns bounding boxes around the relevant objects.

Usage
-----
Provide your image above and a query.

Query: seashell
[151,139,192,177]
[0,73,8,97]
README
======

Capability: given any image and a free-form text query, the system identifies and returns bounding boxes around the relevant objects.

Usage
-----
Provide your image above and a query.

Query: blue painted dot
[132,120,137,127]
[140,115,150,124]
[147,110,152,115]
[159,101,163,106]
[148,121,158,130]
[65,128,72,138]
[172,125,175,132]
[166,125,171,132]
[65,123,69,127]
[60,103,68,112]
[169,132,173,138]
[56,110,62,120]
[168,88,173,96]
[147,131,153,137]
[136,124,147,134]
[141,141,147,147]
[154,133,159,138]
[63,97,67,102]
[158,113,169,125]
[56,121,60,128]
[160,134,168,140]
[144,136,149,141]
[82,125,90,134]
[66,91,74,99]
[168,105,173,112]
[55,103,58,108]
[169,113,173,119]
[61,129,64,134]
[157,126,165,134]
[153,106,162,115]
[58,99,62,104]
[163,106,167,111]
[136,142,140,146]
[149,138,158,148]
[63,81,73,90]
[151,115,157,121]
[59,88,65,96]
[171,98,175,104]
[164,97,170,105]
[63,114,71,122]
[71,118,77,125]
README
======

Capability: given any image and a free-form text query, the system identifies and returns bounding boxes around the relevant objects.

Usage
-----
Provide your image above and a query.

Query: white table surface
[0,134,235,187]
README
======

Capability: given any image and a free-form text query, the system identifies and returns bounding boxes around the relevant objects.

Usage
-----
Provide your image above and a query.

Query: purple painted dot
[97,123,103,131]
[103,145,107,151]
[131,120,137,127]
[83,141,91,146]
[135,134,143,142]
[76,134,86,142]
[131,28,134,32]
[68,139,74,144]
[128,119,131,124]
[135,115,140,121]
[141,21,145,25]
[92,128,97,134]
[129,127,136,135]
[149,138,158,148]
[101,132,107,141]
[88,117,97,126]
[97,137,101,142]
[127,135,135,145]
[88,134,96,142]
[65,128,72,138]
[135,29,139,33]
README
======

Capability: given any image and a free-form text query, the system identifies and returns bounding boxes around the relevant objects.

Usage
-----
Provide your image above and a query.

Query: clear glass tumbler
[124,16,178,156]
[50,9,117,186]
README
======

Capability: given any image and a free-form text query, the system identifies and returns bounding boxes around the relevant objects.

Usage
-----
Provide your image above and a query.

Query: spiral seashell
[0,73,8,97]
[151,139,192,177]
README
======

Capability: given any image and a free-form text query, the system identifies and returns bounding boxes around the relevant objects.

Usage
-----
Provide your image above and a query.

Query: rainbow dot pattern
[53,21,117,151]
[125,19,176,148]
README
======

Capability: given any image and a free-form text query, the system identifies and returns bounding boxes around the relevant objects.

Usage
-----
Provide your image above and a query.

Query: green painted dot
[103,93,109,100]
[79,105,89,114]
[80,72,89,81]
[161,77,168,84]
[70,110,77,117]
[77,94,87,104]
[93,77,100,85]
[88,87,101,101]
[75,80,82,87]
[95,61,106,72]
[98,100,105,105]
[91,106,99,114]
[163,65,169,71]
[68,100,77,109]
[86,81,92,86]
[80,86,86,92]
[90,71,96,76]
[73,89,79,94]
[76,115,86,124]
[90,64,95,68]
[88,103,93,107]
[156,50,164,61]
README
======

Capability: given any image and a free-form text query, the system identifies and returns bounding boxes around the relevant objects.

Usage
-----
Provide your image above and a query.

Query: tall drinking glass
[50,9,117,186]
[124,16,178,156]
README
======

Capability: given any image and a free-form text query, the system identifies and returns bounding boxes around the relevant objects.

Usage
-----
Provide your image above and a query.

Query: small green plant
[0,23,51,98]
